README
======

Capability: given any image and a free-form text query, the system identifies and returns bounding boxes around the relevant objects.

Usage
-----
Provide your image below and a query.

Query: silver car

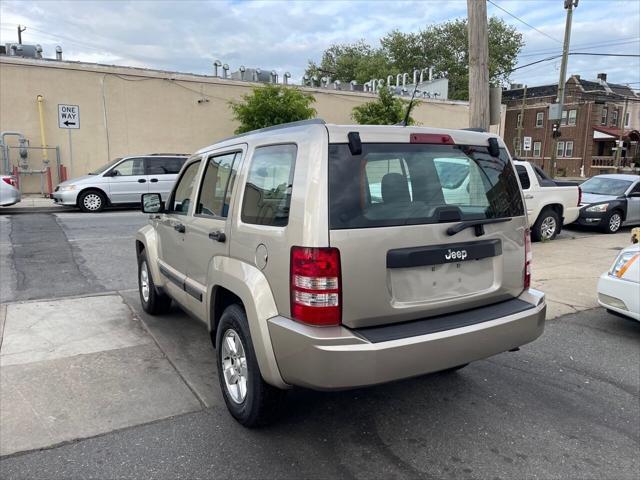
[0,175,21,206]
[135,120,546,426]
[52,154,188,212]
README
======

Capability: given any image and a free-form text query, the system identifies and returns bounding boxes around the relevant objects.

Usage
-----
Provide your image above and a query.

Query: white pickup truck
[514,160,581,241]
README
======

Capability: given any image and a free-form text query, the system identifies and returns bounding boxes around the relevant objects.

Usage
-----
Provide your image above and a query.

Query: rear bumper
[51,190,79,206]
[0,189,21,206]
[268,289,546,390]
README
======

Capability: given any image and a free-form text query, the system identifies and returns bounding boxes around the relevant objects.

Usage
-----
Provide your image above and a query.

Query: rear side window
[328,143,524,229]
[515,165,531,189]
[196,152,238,217]
[241,144,296,226]
[146,157,186,175]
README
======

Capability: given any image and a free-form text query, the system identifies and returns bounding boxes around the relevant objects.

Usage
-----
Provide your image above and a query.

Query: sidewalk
[1,194,67,213]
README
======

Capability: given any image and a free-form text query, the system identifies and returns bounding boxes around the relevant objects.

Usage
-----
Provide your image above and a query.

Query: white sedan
[597,244,640,321]
[0,175,21,206]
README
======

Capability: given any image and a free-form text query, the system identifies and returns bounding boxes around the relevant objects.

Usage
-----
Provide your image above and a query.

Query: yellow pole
[36,95,48,162]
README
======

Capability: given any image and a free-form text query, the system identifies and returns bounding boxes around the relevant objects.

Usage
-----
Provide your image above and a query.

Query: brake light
[410,133,455,144]
[2,177,16,187]
[524,229,532,289]
[577,186,582,206]
[290,247,341,326]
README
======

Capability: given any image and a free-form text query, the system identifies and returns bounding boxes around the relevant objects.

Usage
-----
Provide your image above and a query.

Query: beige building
[0,56,504,193]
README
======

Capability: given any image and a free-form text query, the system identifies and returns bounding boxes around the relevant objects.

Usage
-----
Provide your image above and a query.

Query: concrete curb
[0,207,71,214]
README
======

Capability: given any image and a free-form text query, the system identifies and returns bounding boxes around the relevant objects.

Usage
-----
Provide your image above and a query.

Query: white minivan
[52,154,188,212]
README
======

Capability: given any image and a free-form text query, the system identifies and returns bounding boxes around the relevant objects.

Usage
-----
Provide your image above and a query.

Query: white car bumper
[52,189,79,206]
[597,272,640,321]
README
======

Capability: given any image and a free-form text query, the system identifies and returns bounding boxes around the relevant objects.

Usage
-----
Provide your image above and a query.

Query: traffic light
[552,122,561,139]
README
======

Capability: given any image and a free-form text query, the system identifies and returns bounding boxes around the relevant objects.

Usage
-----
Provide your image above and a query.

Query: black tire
[78,189,106,213]
[138,252,172,315]
[216,304,285,427]
[601,210,623,234]
[532,208,560,242]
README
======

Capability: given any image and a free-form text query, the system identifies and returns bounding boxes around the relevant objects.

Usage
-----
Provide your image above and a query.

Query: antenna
[401,83,420,126]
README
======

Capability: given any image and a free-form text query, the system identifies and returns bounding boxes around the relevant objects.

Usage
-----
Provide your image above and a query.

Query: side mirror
[628,192,640,198]
[141,193,164,214]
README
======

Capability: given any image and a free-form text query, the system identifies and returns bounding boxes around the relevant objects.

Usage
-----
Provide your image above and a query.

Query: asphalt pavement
[0,210,638,479]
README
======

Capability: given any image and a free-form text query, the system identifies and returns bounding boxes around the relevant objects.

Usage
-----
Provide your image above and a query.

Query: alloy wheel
[609,213,622,232]
[221,329,248,404]
[540,216,557,240]
[140,261,150,303]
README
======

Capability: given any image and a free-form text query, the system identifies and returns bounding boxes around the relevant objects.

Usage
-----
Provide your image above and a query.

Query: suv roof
[195,119,503,155]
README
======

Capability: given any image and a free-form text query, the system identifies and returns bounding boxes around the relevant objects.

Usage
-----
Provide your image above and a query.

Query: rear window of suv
[328,143,524,229]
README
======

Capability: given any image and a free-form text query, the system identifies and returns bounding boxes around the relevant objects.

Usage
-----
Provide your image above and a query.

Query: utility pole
[614,97,629,167]
[548,0,578,177]
[467,0,490,131]
[516,85,527,157]
[17,25,26,44]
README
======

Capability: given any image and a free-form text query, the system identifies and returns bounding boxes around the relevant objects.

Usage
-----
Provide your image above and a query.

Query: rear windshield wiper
[447,218,511,237]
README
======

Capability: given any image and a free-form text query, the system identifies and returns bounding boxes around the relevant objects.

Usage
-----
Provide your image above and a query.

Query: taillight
[524,229,532,289]
[410,133,455,144]
[2,177,15,187]
[290,246,341,326]
[577,186,582,206]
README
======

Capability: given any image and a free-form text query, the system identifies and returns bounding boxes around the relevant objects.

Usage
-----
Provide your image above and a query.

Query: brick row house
[502,73,640,177]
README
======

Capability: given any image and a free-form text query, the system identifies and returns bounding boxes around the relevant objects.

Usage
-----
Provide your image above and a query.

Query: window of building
[568,109,577,126]
[625,112,631,127]
[565,141,574,157]
[516,113,522,127]
[513,137,522,157]
[556,141,565,158]
[601,107,608,125]
[168,160,201,214]
[561,110,567,126]
[536,112,544,127]
[612,109,618,127]
[196,152,239,217]
[533,141,542,158]
[241,144,297,227]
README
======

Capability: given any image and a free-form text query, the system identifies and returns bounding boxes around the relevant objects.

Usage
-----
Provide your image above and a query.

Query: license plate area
[386,239,502,304]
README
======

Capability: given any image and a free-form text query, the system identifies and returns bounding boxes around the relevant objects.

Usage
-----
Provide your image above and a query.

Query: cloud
[1,0,638,87]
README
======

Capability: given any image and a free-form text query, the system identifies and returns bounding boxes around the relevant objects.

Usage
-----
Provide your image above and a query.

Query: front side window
[328,143,524,229]
[565,141,574,157]
[168,160,201,214]
[556,141,565,157]
[568,109,577,126]
[111,158,144,176]
[146,157,186,175]
[533,141,542,158]
[196,152,239,217]
[241,144,296,226]
[536,112,544,127]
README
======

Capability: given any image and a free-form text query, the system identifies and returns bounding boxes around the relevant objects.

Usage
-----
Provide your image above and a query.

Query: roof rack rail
[146,153,191,156]
[216,118,326,144]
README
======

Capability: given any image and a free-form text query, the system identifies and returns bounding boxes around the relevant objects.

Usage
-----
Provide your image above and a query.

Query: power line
[519,38,640,58]
[502,52,640,76]
[487,0,562,44]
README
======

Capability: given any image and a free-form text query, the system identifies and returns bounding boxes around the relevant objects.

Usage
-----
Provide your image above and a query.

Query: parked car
[52,154,189,212]
[576,174,640,233]
[135,120,546,426]
[597,243,640,321]
[0,175,21,206]
[513,160,581,241]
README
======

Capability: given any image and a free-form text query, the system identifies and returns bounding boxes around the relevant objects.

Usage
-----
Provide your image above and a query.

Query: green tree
[229,84,316,134]
[305,40,392,85]
[307,17,523,101]
[352,87,414,125]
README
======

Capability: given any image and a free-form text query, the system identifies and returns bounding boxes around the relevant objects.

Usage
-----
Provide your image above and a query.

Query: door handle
[209,231,226,242]
[174,223,186,233]
[150,178,159,183]
[138,179,147,183]
[524,194,534,199]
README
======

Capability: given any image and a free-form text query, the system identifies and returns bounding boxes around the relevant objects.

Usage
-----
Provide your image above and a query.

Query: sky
[1,0,639,89]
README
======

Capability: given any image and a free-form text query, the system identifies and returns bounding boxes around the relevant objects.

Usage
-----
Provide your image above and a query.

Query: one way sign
[58,104,80,129]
